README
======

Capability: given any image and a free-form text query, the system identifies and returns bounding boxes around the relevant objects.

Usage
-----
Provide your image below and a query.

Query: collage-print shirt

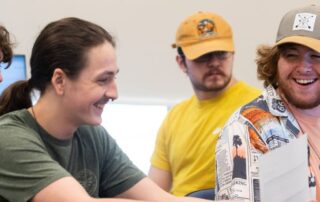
[215,85,316,202]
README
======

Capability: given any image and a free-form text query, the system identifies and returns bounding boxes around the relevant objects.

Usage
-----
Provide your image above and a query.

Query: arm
[215,120,257,201]
[33,176,235,202]
[32,177,92,202]
[148,166,172,192]
[148,115,172,192]
[117,177,235,202]
[32,176,146,202]
[32,174,235,202]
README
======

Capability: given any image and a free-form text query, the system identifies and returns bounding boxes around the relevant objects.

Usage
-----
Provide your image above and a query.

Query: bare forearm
[148,166,172,192]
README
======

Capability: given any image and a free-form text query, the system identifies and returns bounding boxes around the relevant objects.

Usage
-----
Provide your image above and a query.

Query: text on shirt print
[271,99,286,113]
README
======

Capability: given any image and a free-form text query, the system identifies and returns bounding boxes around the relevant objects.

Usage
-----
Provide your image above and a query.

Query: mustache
[204,69,225,78]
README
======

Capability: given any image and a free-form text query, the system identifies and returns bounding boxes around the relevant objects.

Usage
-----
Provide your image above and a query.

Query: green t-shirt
[0,109,145,202]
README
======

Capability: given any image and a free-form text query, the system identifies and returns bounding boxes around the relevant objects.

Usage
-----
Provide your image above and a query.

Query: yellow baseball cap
[275,4,320,52]
[172,11,234,60]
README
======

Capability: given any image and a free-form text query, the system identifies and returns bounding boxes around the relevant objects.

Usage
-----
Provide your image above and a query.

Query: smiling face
[62,41,118,126]
[277,44,320,109]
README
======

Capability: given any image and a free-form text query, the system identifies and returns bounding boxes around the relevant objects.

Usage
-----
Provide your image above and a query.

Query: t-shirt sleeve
[150,114,171,171]
[95,126,145,197]
[0,125,70,202]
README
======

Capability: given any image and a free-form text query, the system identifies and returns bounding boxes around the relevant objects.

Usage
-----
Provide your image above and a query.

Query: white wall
[1,0,318,105]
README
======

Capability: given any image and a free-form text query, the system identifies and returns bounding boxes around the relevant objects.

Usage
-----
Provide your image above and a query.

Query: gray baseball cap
[276,4,320,52]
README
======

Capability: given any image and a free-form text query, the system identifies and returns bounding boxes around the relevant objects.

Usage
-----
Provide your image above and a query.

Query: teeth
[296,79,315,84]
[95,104,103,109]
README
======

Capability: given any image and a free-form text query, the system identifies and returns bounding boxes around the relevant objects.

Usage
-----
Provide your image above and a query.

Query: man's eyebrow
[101,69,120,76]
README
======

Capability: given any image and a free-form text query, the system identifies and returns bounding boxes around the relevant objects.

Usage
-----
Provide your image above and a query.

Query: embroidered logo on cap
[293,12,317,31]
[197,19,216,37]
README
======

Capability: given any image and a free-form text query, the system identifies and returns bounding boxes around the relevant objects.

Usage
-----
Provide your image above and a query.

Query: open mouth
[295,79,317,85]
[94,103,104,110]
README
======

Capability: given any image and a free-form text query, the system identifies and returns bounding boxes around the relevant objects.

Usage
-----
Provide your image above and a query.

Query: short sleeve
[215,119,251,201]
[0,124,70,201]
[150,116,171,171]
[93,126,145,197]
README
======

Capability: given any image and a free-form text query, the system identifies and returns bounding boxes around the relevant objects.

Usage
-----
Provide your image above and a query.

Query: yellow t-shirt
[150,81,261,196]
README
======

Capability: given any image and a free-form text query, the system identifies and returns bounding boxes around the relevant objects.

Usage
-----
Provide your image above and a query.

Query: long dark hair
[0,17,115,116]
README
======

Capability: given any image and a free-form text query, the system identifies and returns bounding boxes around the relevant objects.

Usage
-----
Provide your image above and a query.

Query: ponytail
[0,80,32,116]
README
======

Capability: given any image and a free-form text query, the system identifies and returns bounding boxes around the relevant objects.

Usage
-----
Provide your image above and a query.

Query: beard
[278,81,320,109]
[192,72,232,92]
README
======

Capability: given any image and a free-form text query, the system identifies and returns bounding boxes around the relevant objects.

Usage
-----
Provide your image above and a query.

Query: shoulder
[220,81,262,109]
[233,81,262,96]
[0,109,31,126]
[166,96,195,116]
[0,109,43,144]
[158,96,196,127]
[223,95,267,126]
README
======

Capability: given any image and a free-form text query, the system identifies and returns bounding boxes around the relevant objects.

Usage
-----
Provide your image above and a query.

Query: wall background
[1,0,318,105]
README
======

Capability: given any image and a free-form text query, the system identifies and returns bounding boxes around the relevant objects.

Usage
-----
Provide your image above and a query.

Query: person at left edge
[0,25,13,83]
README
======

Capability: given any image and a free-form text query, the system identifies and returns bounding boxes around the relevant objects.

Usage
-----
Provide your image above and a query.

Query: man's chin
[87,117,102,126]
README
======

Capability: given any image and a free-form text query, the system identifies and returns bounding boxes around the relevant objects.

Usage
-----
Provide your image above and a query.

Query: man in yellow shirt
[148,11,261,199]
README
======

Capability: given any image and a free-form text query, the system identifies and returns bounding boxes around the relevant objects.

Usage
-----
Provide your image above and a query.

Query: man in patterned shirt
[216,4,320,202]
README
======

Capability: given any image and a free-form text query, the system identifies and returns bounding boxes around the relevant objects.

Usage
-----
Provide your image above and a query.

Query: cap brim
[181,38,234,60]
[275,36,320,52]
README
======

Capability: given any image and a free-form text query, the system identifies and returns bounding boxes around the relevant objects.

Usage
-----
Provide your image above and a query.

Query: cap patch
[293,12,317,31]
[197,19,216,37]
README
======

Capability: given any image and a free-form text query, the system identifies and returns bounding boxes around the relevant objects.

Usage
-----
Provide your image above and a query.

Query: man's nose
[104,80,118,101]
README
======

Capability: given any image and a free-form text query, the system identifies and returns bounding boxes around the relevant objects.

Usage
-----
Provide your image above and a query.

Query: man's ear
[176,55,187,73]
[51,68,67,95]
